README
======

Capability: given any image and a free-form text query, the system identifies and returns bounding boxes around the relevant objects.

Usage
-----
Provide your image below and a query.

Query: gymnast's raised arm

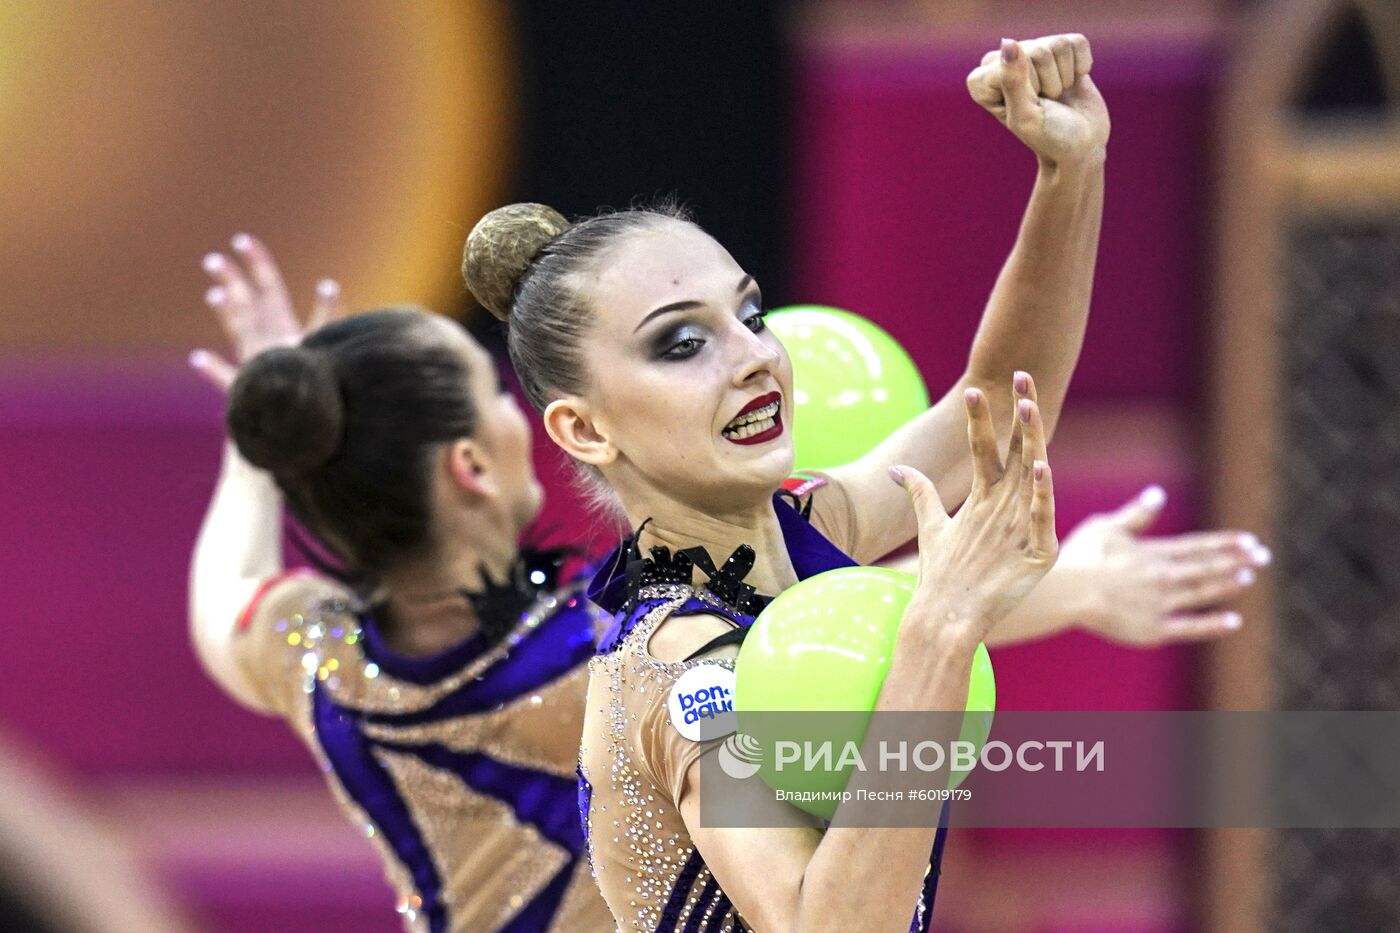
[819,34,1109,564]
[186,234,345,711]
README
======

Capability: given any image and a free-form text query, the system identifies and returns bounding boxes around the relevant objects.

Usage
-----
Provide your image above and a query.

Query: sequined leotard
[577,493,948,932]
[233,555,615,933]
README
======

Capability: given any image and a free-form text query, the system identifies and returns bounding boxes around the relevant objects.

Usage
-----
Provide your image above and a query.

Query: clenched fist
[967,34,1110,168]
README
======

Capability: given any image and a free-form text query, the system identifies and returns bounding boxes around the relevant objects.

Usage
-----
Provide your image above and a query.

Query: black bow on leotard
[620,523,772,619]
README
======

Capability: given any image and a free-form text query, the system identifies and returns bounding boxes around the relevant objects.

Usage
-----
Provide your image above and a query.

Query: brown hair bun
[227,346,344,477]
[463,203,570,321]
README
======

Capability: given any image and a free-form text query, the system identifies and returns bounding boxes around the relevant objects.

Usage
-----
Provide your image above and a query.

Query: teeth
[725,416,776,439]
[728,395,784,431]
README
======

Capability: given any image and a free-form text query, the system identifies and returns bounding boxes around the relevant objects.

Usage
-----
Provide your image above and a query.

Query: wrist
[1045,561,1108,632]
[1037,148,1107,180]
[901,592,993,657]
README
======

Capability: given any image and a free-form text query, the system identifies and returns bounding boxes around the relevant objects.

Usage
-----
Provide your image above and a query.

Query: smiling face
[544,218,795,515]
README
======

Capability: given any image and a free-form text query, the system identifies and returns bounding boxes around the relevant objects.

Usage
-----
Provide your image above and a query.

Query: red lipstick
[735,391,781,418]
[724,391,784,446]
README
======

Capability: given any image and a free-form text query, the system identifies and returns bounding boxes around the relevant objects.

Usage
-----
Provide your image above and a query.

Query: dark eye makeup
[740,293,767,333]
[651,287,766,362]
[657,327,705,361]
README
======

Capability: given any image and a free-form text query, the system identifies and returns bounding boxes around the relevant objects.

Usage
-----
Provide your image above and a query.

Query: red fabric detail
[235,569,317,633]
[780,475,827,499]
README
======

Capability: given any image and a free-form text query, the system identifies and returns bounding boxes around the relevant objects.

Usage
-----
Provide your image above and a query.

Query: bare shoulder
[790,469,860,557]
[225,570,357,716]
[245,570,355,632]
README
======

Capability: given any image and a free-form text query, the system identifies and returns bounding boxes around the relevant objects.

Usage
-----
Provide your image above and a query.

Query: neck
[375,537,520,657]
[626,492,795,598]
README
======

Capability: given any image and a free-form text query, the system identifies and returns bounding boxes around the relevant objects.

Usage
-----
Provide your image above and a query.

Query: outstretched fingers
[203,283,242,345]
[1159,555,1259,614]
[965,388,1003,494]
[1018,395,1048,484]
[202,250,254,310]
[306,278,344,331]
[1106,485,1168,534]
[1027,459,1057,557]
[1146,530,1270,566]
[1159,610,1243,643]
[188,348,238,393]
[890,464,949,535]
[1005,371,1038,479]
[231,232,292,309]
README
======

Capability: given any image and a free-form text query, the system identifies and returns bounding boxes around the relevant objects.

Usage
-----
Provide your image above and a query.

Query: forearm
[188,441,285,690]
[966,156,1104,440]
[983,561,1094,646]
[795,620,978,930]
[879,550,1088,647]
[826,159,1104,562]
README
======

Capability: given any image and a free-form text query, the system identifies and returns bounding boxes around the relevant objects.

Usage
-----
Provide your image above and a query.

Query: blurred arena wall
[0,2,1394,931]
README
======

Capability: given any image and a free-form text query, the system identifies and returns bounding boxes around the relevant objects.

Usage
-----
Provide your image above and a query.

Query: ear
[444,439,498,499]
[543,396,617,466]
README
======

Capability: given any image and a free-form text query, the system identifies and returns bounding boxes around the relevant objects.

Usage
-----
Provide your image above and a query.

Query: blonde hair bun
[463,203,570,321]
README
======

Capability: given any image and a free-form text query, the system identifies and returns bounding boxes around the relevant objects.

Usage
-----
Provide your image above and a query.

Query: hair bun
[463,203,569,321]
[227,346,344,476]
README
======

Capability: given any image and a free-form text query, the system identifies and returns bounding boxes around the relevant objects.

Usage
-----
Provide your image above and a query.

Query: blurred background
[0,0,1396,930]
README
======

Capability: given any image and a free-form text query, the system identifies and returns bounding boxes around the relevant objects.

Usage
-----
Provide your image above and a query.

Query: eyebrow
[632,275,757,333]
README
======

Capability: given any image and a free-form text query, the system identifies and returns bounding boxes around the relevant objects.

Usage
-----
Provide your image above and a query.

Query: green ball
[768,306,930,472]
[734,566,994,820]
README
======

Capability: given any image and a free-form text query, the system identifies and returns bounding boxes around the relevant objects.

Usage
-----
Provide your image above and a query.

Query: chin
[720,442,794,494]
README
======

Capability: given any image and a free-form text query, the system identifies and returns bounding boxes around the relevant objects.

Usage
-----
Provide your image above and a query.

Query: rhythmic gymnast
[461,34,1108,932]
[189,238,615,932]
[188,32,1262,930]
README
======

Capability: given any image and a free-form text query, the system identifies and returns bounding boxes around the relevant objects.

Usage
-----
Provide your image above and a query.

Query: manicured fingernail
[1250,545,1272,567]
[202,252,224,273]
[964,388,980,408]
[1239,532,1259,550]
[1140,485,1167,509]
[231,233,253,252]
[1235,567,1256,586]
[1033,460,1046,480]
[1001,38,1018,63]
[188,350,208,369]
[1013,371,1029,394]
[889,465,905,486]
[316,278,339,298]
[1018,399,1032,422]
[204,285,226,306]
[1224,612,1242,629]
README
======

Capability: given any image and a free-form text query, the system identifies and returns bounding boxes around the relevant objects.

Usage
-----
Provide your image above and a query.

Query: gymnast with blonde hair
[460,33,1171,932]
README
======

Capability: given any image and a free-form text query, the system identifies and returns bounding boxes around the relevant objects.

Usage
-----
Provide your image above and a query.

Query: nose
[732,324,782,388]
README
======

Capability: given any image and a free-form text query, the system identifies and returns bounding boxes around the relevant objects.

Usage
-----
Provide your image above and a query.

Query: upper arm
[200,570,348,715]
[820,379,975,564]
[641,619,825,932]
[677,751,824,932]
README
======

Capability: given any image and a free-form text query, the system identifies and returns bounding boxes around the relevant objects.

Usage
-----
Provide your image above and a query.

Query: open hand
[1059,486,1270,646]
[892,372,1058,642]
[189,233,344,392]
